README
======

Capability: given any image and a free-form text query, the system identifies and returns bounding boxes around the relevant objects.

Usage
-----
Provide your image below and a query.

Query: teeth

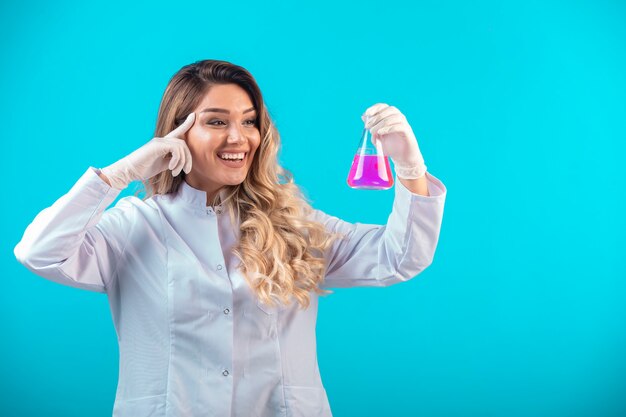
[218,152,245,160]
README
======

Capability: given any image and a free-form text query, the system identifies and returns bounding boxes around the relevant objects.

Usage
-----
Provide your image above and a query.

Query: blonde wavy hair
[136,59,344,309]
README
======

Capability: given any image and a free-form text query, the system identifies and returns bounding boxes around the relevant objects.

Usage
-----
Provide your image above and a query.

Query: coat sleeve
[310,172,447,288]
[13,167,135,293]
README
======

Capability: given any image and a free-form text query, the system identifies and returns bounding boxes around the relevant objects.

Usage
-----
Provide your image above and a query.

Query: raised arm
[311,172,446,288]
[14,113,196,293]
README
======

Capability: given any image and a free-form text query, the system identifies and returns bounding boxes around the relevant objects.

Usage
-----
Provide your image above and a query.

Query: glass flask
[346,117,394,190]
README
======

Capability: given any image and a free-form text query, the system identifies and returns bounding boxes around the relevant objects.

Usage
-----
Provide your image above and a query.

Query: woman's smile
[216,151,248,168]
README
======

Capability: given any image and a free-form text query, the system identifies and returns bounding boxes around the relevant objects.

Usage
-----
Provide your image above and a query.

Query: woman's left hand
[362,103,427,179]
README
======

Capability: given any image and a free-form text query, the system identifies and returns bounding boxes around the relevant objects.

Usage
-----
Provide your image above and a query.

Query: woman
[14,59,447,417]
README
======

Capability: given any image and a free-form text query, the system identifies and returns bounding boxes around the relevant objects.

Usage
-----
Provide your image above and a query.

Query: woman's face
[182,83,261,200]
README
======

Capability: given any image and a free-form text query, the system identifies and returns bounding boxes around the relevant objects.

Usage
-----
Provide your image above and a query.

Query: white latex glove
[101,113,195,190]
[361,103,427,179]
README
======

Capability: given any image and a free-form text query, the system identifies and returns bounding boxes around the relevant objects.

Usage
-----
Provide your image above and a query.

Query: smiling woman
[143,61,340,311]
[13,59,447,417]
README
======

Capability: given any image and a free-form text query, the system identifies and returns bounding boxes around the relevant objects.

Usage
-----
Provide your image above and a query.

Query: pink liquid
[347,154,394,189]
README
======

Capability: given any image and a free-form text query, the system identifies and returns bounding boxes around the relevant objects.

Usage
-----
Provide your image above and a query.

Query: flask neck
[357,117,385,156]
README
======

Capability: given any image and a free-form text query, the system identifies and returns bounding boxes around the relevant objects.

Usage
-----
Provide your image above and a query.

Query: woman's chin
[221,173,248,186]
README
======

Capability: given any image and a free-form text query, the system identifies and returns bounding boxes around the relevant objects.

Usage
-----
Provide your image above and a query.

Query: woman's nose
[226,126,246,144]
[226,135,244,144]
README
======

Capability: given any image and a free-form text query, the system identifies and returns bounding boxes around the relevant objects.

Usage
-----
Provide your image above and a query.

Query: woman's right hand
[101,113,195,190]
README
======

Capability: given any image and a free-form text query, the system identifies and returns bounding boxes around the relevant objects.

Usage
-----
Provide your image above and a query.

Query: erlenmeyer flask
[346,117,394,190]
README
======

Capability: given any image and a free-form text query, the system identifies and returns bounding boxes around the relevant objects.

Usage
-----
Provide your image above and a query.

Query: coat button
[223,308,230,315]
[217,264,223,270]
[222,369,229,376]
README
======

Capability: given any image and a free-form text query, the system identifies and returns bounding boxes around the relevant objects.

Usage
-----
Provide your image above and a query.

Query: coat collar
[177,180,226,209]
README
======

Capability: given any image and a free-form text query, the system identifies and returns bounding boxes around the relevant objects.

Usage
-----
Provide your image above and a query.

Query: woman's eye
[207,119,256,126]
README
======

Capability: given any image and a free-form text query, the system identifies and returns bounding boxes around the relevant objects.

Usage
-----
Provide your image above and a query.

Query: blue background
[2,0,625,416]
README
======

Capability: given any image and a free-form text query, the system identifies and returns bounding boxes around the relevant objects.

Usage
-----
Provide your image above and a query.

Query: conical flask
[346,117,394,190]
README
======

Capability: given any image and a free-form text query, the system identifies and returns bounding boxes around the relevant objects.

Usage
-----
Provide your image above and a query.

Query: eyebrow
[200,107,256,114]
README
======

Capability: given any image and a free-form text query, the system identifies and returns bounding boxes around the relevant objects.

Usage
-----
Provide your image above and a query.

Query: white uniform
[14,167,447,417]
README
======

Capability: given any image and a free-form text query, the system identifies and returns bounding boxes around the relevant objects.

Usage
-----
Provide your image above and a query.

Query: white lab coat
[14,166,447,417]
